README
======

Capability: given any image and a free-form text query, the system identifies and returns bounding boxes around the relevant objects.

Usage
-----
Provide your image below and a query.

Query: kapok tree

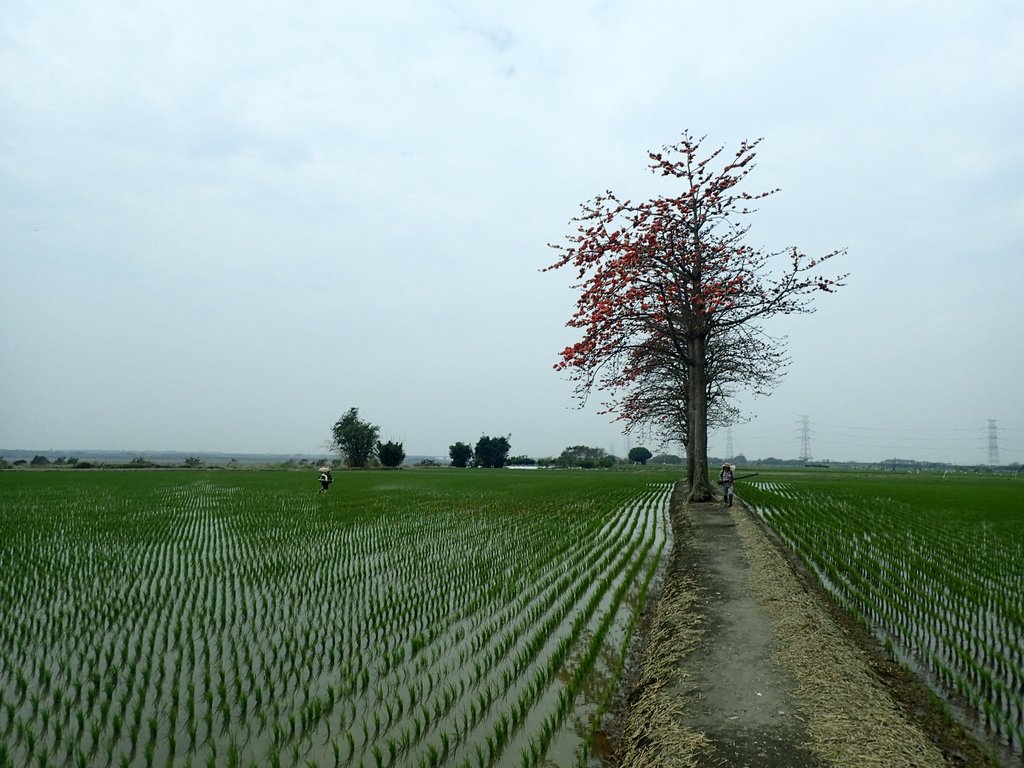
[615,323,787,481]
[546,132,845,501]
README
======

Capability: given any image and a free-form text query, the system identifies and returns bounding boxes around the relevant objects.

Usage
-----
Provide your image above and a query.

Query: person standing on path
[719,463,735,506]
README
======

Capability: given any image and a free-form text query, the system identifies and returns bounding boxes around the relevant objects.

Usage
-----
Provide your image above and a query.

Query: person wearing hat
[719,463,735,506]
[318,466,333,494]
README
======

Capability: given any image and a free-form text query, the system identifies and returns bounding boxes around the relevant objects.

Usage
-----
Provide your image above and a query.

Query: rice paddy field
[737,469,1024,764]
[0,469,672,768]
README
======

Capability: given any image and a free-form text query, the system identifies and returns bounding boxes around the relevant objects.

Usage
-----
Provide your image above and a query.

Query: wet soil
[605,485,999,768]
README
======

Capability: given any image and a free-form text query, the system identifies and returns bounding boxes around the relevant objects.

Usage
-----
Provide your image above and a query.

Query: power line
[809,422,984,433]
[728,420,1024,464]
[807,430,985,445]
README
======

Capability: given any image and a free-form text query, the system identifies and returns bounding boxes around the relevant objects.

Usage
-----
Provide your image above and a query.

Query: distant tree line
[330,409,674,471]
[448,436,512,468]
[523,446,668,468]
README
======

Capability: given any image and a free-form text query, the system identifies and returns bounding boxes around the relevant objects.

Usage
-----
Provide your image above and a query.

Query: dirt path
[668,502,824,767]
[611,484,991,768]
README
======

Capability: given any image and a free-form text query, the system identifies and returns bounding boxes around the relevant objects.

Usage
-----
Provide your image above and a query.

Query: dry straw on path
[617,490,710,767]
[729,503,948,767]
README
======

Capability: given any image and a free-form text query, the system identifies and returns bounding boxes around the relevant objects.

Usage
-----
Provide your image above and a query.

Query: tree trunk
[686,334,716,503]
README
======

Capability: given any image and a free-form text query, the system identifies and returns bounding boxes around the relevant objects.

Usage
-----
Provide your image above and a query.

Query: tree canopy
[547,132,845,500]
[449,442,473,468]
[474,436,511,468]
[627,446,653,465]
[330,408,380,468]
[556,445,616,469]
[377,440,405,468]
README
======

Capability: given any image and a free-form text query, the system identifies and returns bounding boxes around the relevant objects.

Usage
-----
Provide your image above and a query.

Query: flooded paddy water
[0,468,671,767]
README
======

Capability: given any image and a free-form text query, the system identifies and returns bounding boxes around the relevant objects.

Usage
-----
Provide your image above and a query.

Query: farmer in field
[318,466,333,494]
[719,463,735,506]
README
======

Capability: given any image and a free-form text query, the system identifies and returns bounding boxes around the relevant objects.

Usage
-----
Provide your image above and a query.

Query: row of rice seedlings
[505,484,672,767]
[253,483,614,765]
[346,487,658,767]
[1,480,340,766]
[569,486,671,766]
[742,478,1024,757]
[463,485,667,768]
[274,478,665,767]
[0,471,667,767]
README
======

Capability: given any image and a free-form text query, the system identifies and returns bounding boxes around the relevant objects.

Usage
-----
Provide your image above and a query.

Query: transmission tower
[725,426,735,460]
[988,419,1000,466]
[797,415,812,462]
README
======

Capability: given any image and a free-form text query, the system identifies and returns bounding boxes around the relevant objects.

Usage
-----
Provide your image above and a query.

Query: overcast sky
[2,0,1022,465]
